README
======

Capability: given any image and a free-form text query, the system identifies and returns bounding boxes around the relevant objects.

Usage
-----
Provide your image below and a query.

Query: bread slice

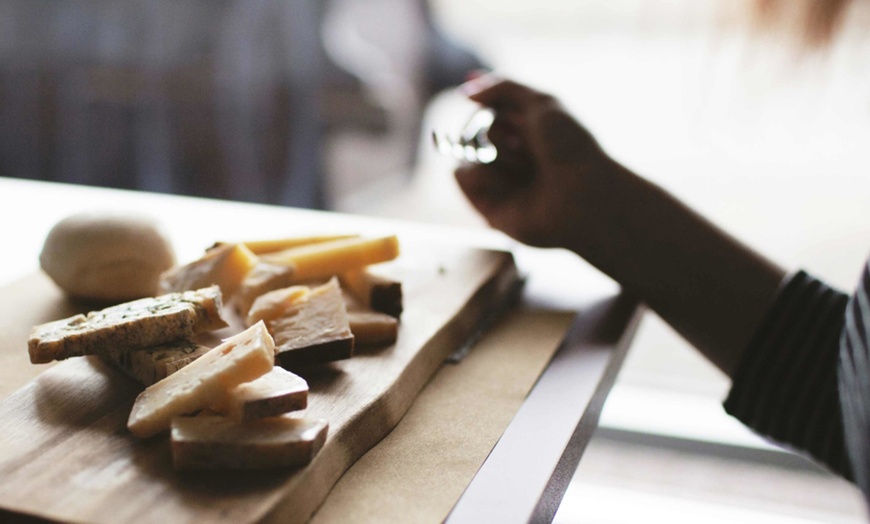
[127,322,275,438]
[171,414,328,471]
[28,286,227,364]
[248,278,354,368]
[100,339,210,387]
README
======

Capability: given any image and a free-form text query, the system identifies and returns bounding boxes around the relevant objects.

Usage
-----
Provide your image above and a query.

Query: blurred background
[3,0,870,521]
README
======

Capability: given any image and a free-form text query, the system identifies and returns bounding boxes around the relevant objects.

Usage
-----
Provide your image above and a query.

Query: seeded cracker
[28,286,227,364]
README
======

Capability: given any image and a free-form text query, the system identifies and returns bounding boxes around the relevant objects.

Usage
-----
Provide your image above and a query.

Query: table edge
[446,293,643,523]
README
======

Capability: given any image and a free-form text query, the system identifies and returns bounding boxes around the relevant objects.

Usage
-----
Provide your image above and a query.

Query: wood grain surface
[0,245,519,524]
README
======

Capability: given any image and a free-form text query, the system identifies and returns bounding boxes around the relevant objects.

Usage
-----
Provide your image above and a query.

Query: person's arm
[454,77,786,377]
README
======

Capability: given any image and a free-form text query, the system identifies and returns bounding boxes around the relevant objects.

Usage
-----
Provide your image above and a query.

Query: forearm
[573,160,787,377]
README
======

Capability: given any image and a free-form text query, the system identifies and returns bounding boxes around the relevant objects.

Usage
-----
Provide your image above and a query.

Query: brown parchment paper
[309,309,575,523]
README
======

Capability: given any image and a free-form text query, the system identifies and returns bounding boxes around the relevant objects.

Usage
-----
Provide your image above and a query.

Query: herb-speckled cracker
[28,286,227,364]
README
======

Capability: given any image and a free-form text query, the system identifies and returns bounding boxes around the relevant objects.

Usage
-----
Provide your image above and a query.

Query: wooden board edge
[263,251,521,524]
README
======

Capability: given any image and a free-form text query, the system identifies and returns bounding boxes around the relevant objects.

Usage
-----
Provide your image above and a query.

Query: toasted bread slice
[101,339,210,386]
[28,286,226,364]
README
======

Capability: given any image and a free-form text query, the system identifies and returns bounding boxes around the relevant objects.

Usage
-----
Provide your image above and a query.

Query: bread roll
[40,212,176,302]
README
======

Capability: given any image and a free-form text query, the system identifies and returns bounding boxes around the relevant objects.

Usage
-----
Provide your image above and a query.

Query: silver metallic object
[431,108,498,164]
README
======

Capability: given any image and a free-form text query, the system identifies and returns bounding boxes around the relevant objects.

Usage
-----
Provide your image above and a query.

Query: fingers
[454,76,542,226]
[454,163,500,219]
[455,163,512,209]
[459,75,551,112]
[459,75,568,167]
[452,75,607,251]
[454,162,526,215]
[486,114,523,153]
[455,162,545,247]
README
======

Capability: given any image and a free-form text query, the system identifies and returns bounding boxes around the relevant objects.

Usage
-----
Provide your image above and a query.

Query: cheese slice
[246,286,311,327]
[248,278,354,368]
[215,367,308,420]
[340,267,403,318]
[171,414,328,471]
[101,339,210,386]
[261,235,399,282]
[214,234,358,255]
[347,310,399,347]
[127,322,275,438]
[28,286,226,364]
[159,243,258,297]
[232,262,296,320]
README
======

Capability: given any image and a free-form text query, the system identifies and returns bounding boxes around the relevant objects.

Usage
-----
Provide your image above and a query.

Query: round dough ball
[40,212,176,302]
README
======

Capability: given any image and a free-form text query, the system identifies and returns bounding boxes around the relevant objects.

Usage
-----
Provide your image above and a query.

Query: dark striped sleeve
[838,259,870,498]
[723,270,852,479]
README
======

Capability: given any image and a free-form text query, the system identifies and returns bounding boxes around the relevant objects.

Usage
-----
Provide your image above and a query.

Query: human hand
[456,78,788,382]
[454,76,618,252]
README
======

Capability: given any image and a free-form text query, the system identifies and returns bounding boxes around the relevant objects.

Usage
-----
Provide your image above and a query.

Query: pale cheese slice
[215,367,308,420]
[159,243,258,297]
[347,310,399,347]
[232,262,296,320]
[101,339,210,386]
[171,414,328,471]
[248,278,354,368]
[28,286,226,364]
[127,321,275,438]
[260,235,399,282]
[340,267,403,318]
[245,286,311,327]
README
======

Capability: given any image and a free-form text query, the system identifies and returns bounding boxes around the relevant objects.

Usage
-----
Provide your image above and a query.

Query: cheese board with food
[0,222,521,524]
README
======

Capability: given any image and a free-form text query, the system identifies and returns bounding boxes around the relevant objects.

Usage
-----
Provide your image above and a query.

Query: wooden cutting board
[0,244,519,524]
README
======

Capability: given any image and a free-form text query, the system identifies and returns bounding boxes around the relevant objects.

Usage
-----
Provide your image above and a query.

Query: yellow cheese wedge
[159,243,258,297]
[171,414,328,471]
[347,310,399,347]
[214,234,358,255]
[127,322,275,438]
[101,339,210,386]
[248,278,354,368]
[261,235,399,282]
[216,367,308,420]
